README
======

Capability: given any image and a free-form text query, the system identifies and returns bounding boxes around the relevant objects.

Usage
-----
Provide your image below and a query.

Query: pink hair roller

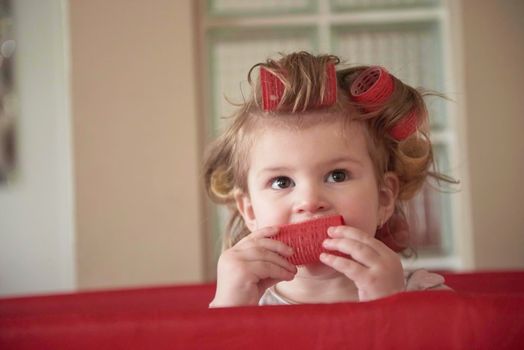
[350,66,419,141]
[273,215,346,266]
[260,63,337,112]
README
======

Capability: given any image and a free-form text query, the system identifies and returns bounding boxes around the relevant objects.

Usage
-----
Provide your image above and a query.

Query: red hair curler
[350,66,394,110]
[375,214,409,253]
[350,66,419,141]
[260,67,285,111]
[260,63,337,112]
[389,109,418,141]
[273,215,346,266]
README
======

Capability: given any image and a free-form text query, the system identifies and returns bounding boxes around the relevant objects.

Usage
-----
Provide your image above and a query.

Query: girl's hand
[209,226,298,307]
[320,225,405,302]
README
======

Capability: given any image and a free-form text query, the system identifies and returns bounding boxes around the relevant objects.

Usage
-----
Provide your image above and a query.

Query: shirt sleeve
[405,269,451,291]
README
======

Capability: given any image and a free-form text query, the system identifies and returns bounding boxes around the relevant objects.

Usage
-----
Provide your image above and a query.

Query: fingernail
[322,239,332,248]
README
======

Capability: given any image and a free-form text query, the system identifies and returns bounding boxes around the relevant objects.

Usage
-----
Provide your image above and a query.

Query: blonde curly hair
[204,51,454,252]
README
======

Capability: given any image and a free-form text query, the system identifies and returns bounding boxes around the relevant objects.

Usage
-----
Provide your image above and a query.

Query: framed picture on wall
[0,0,15,184]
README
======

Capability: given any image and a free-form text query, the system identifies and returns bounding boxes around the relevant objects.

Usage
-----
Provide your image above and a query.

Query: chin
[298,261,339,277]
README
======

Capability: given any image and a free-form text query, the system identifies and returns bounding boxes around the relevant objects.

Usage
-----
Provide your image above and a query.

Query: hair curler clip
[260,63,337,112]
[350,66,419,141]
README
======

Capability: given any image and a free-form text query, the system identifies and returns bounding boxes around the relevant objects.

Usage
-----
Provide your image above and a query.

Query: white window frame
[197,0,474,276]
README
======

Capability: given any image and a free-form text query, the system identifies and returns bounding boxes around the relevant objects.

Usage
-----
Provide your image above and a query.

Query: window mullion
[318,0,331,53]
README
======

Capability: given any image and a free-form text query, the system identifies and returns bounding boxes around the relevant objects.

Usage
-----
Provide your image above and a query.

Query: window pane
[207,0,316,17]
[331,0,440,11]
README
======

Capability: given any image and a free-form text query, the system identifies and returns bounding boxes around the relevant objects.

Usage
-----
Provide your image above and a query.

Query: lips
[273,215,346,266]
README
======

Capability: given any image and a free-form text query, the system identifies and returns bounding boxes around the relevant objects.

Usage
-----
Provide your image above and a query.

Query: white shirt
[259,269,448,306]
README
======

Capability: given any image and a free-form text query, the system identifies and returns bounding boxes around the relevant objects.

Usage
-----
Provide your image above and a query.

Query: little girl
[205,51,452,307]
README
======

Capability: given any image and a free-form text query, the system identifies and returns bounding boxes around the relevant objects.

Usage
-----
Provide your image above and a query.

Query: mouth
[274,215,345,266]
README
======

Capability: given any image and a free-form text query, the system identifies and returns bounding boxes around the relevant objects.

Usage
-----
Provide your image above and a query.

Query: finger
[235,226,280,248]
[328,226,369,240]
[322,238,380,267]
[240,247,297,274]
[235,234,294,258]
[255,237,295,257]
[250,226,280,239]
[251,262,297,284]
[319,252,367,279]
[328,226,391,256]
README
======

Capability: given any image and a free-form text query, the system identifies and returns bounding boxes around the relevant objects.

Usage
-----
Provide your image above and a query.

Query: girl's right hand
[209,226,297,307]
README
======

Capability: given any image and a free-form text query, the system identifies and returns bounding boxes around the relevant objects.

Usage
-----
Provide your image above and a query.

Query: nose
[293,183,330,215]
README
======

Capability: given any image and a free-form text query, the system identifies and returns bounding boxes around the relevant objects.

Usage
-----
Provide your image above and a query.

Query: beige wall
[68,0,524,292]
[460,0,524,269]
[70,0,205,289]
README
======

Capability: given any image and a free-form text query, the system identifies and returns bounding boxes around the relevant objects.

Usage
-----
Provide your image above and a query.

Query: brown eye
[327,169,348,183]
[271,176,294,189]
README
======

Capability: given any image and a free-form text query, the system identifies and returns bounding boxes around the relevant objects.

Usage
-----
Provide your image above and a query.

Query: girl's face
[236,118,398,239]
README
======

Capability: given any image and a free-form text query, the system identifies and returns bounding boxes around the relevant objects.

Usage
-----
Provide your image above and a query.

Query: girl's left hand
[320,225,405,302]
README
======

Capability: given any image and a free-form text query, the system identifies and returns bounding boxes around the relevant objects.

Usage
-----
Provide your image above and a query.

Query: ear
[378,172,399,225]
[234,190,257,232]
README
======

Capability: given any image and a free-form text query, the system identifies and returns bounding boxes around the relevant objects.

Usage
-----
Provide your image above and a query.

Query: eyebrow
[256,156,363,177]
[256,166,292,177]
[326,156,364,166]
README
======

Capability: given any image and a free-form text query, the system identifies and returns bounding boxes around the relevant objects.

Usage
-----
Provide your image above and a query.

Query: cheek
[341,207,378,235]
[338,187,380,235]
[250,194,290,229]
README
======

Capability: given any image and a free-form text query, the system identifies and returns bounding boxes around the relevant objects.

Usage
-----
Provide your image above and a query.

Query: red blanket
[1,271,523,349]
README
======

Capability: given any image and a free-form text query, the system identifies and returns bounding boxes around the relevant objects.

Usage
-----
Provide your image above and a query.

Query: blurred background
[0,0,523,297]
